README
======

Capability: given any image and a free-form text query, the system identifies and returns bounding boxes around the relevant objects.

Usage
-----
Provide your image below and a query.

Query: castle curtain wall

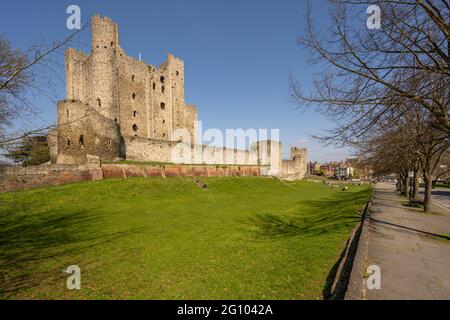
[49,15,295,176]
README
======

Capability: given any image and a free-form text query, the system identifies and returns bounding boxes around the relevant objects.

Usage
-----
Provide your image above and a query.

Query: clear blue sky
[0,0,358,162]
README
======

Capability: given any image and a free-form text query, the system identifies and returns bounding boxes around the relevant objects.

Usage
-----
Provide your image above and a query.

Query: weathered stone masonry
[282,147,308,180]
[46,14,307,180]
[51,15,197,164]
[0,163,262,193]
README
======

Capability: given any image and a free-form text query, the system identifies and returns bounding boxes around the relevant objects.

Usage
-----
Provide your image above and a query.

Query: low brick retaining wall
[0,163,261,192]
[0,164,97,192]
[102,164,261,179]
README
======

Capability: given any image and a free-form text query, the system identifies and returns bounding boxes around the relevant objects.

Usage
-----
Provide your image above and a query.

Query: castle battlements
[48,15,307,179]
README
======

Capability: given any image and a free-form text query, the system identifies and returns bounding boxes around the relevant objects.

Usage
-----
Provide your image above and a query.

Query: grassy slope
[0,177,371,299]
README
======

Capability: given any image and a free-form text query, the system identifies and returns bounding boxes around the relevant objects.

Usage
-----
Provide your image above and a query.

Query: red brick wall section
[0,165,93,192]
[164,166,180,177]
[0,164,262,192]
[145,167,163,177]
[100,164,260,179]
[125,166,146,178]
[101,165,125,179]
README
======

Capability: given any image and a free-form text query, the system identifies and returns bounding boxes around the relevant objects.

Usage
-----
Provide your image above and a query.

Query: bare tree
[0,35,30,129]
[355,103,448,212]
[0,24,89,155]
[291,0,449,144]
[434,151,450,180]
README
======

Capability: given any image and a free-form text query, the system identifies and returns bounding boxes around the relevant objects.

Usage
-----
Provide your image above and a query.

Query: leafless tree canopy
[354,103,448,210]
[291,0,449,145]
[0,23,89,154]
[293,0,449,212]
[0,36,30,128]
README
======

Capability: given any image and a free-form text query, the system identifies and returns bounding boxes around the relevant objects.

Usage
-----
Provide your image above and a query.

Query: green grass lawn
[0,177,371,299]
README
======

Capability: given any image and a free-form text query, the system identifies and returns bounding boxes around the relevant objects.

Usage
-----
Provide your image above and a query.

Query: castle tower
[290,147,307,159]
[90,15,119,120]
[291,147,308,178]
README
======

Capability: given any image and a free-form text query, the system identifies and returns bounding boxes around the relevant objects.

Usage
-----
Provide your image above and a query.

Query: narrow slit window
[79,135,84,146]
[160,102,165,109]
[132,124,138,132]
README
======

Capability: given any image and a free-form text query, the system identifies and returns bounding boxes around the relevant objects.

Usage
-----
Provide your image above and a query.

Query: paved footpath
[360,183,450,299]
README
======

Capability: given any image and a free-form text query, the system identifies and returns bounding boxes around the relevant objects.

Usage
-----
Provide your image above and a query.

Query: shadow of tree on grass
[0,205,139,299]
[247,189,370,238]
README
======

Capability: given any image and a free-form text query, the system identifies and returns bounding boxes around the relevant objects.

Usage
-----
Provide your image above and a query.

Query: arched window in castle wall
[160,102,165,110]
[160,76,165,84]
[132,93,136,100]
[79,135,84,147]
[133,111,137,117]
[133,124,138,132]
[161,86,165,94]
[97,98,101,106]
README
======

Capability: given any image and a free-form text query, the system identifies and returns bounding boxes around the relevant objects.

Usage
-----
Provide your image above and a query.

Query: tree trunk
[403,175,409,196]
[400,173,408,196]
[397,174,402,192]
[423,173,433,213]
[412,168,419,200]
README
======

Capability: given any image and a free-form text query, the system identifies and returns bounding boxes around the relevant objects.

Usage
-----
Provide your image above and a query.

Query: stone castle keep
[48,15,307,179]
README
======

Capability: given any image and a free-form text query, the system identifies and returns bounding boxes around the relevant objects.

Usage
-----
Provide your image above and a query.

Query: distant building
[316,159,355,179]
[307,161,321,175]
[320,162,339,177]
[335,166,354,180]
[347,157,373,181]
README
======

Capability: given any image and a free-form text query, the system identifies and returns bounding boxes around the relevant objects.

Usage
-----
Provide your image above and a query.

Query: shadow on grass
[247,189,370,238]
[321,237,349,299]
[0,206,139,299]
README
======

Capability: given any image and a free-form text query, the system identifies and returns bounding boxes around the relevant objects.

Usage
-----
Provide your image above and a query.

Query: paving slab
[362,183,450,300]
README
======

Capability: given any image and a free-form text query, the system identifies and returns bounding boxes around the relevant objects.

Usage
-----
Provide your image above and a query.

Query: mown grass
[0,177,371,299]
